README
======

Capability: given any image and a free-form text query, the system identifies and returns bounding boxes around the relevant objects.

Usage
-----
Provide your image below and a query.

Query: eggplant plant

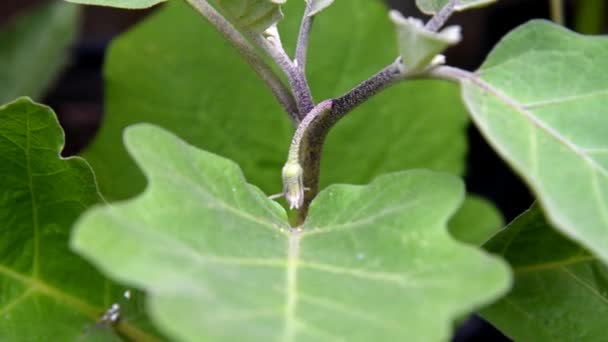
[1,0,607,340]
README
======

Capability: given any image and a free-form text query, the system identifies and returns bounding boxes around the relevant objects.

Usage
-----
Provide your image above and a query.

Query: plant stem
[425,65,471,83]
[282,100,333,218]
[331,59,404,120]
[425,65,503,100]
[184,0,299,122]
[295,3,314,73]
[250,33,316,119]
[281,2,470,223]
[284,59,406,222]
[550,0,565,26]
[425,0,459,32]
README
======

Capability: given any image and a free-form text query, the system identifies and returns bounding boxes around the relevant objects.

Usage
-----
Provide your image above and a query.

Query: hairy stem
[282,100,333,218]
[425,65,475,84]
[184,0,299,122]
[425,66,527,113]
[295,3,314,73]
[426,65,508,100]
[249,33,315,119]
[331,59,404,120]
[425,0,459,32]
[283,59,407,222]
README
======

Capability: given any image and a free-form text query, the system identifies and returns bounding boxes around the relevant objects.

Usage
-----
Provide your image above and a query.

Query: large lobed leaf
[73,124,510,341]
[0,98,156,340]
[460,20,608,265]
[0,2,79,104]
[482,205,608,341]
[84,0,469,201]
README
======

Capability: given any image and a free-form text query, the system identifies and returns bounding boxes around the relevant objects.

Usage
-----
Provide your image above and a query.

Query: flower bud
[282,161,304,209]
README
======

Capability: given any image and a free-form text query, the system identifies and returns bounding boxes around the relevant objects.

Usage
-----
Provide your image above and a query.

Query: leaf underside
[0,98,155,341]
[482,205,608,341]
[0,2,79,103]
[72,124,511,342]
[460,20,608,265]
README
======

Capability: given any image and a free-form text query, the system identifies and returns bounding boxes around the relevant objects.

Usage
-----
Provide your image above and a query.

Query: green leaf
[481,205,608,341]
[0,2,79,104]
[449,195,503,245]
[215,0,286,32]
[84,0,469,201]
[72,124,510,341]
[306,0,334,16]
[64,0,165,9]
[459,20,608,265]
[415,0,496,15]
[390,10,461,72]
[0,98,156,341]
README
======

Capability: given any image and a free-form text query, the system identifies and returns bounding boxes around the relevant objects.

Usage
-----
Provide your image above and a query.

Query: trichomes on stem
[186,0,473,222]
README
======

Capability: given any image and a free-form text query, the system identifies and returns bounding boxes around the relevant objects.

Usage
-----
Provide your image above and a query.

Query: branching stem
[331,59,404,120]
[425,0,459,32]
[186,0,474,223]
[281,62,473,221]
[184,0,299,122]
[283,100,333,218]
[295,3,314,73]
[283,59,407,221]
[249,33,315,119]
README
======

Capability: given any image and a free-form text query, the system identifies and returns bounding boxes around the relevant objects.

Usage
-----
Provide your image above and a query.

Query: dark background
[1,0,606,341]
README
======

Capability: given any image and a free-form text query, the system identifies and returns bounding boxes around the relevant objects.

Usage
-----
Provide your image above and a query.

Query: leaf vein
[470,75,608,179]
[302,200,421,237]
[560,267,608,305]
[298,291,403,332]
[523,88,608,109]
[513,255,596,273]
[298,261,419,287]
[0,289,33,316]
[25,110,40,276]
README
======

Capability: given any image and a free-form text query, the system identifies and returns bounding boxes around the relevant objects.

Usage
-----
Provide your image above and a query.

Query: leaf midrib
[500,297,561,341]
[466,74,608,179]
[24,109,40,276]
[0,263,99,318]
[283,229,301,342]
[512,254,596,273]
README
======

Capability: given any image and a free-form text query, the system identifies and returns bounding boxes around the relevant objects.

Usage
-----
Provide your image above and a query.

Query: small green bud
[282,161,304,210]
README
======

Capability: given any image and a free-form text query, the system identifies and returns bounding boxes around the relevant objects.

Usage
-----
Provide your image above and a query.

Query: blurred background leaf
[0,1,79,104]
[482,205,608,341]
[0,98,159,341]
